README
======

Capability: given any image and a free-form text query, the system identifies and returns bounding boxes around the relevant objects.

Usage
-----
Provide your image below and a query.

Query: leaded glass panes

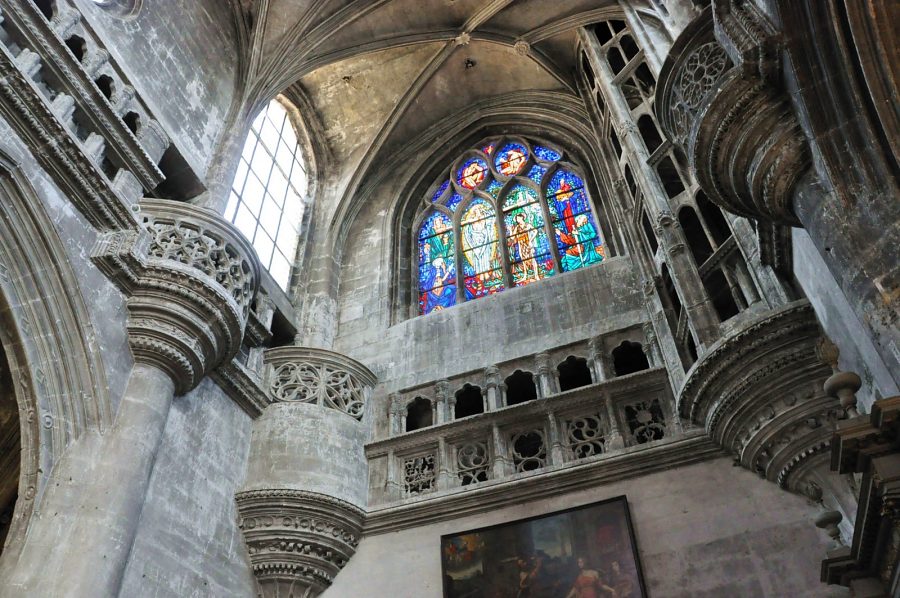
[228,97,307,290]
[547,169,606,272]
[461,199,503,299]
[418,211,456,314]
[457,157,488,189]
[494,142,528,176]
[415,137,607,315]
[503,186,554,287]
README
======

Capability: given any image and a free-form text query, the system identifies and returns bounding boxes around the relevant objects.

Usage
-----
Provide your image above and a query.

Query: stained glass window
[547,170,606,272]
[418,211,456,315]
[415,137,607,315]
[461,199,504,299]
[503,185,554,286]
[226,97,307,290]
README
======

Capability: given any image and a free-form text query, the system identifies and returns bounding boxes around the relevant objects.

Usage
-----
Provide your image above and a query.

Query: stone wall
[119,378,255,596]
[326,457,847,598]
[76,0,239,178]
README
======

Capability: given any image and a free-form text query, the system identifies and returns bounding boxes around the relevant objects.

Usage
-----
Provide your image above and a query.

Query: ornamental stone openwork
[678,300,840,492]
[264,347,376,421]
[234,489,365,598]
[92,199,260,393]
[655,3,809,227]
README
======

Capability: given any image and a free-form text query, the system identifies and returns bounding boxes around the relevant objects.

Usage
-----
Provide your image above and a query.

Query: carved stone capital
[235,489,366,598]
[656,4,807,226]
[483,365,501,388]
[534,352,552,375]
[264,347,377,421]
[92,199,260,393]
[434,378,452,401]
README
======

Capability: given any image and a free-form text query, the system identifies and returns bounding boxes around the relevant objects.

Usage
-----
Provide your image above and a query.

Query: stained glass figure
[457,157,488,189]
[546,169,605,272]
[461,199,504,299]
[495,142,528,176]
[526,164,546,185]
[418,211,456,314]
[446,192,463,212]
[487,179,504,198]
[431,180,450,202]
[534,145,562,162]
[502,185,555,286]
[481,143,495,155]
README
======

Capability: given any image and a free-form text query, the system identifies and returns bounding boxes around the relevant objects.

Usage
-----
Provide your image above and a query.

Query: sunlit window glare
[226,97,308,290]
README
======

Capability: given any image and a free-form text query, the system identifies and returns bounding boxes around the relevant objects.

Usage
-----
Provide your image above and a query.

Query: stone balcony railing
[93,199,260,393]
[0,0,170,229]
[366,368,683,507]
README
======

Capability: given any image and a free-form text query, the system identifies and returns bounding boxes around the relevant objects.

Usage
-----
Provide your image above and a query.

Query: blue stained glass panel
[446,192,463,212]
[534,145,562,162]
[526,165,546,185]
[457,157,488,189]
[418,211,456,314]
[546,169,605,272]
[487,179,504,198]
[495,143,528,176]
[431,180,450,202]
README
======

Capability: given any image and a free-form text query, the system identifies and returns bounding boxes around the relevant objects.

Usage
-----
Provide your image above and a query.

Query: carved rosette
[265,347,376,421]
[235,489,366,598]
[92,199,260,393]
[656,4,807,227]
[678,301,841,490]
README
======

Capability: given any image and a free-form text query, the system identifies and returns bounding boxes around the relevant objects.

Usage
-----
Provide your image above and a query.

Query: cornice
[210,359,270,419]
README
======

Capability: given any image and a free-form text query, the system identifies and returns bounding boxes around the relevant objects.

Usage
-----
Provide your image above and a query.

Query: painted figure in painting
[565,557,618,598]
[509,212,540,283]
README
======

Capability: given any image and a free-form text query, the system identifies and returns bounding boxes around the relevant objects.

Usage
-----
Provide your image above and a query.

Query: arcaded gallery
[0,0,897,596]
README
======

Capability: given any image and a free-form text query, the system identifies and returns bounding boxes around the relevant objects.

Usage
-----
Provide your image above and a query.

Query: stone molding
[822,396,900,593]
[655,3,808,228]
[264,346,377,421]
[92,199,260,394]
[210,359,270,419]
[0,46,137,230]
[678,300,840,489]
[235,489,366,598]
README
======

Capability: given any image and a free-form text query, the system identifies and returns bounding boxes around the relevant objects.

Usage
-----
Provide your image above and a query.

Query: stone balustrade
[367,367,678,505]
[94,198,260,393]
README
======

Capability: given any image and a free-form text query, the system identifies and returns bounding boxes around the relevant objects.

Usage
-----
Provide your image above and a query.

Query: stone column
[546,411,566,465]
[437,436,453,490]
[484,365,505,410]
[2,200,259,597]
[641,322,664,368]
[534,352,557,398]
[604,395,626,450]
[587,336,607,383]
[434,379,451,424]
[491,423,512,478]
[389,393,405,435]
[237,346,376,597]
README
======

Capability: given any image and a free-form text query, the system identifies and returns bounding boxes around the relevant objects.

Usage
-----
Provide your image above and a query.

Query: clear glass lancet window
[226,97,308,290]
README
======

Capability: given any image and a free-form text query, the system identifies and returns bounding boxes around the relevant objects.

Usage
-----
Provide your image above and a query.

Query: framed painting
[440,495,646,598]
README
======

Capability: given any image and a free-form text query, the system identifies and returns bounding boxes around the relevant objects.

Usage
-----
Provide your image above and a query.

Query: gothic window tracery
[227,97,308,290]
[415,137,608,315]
